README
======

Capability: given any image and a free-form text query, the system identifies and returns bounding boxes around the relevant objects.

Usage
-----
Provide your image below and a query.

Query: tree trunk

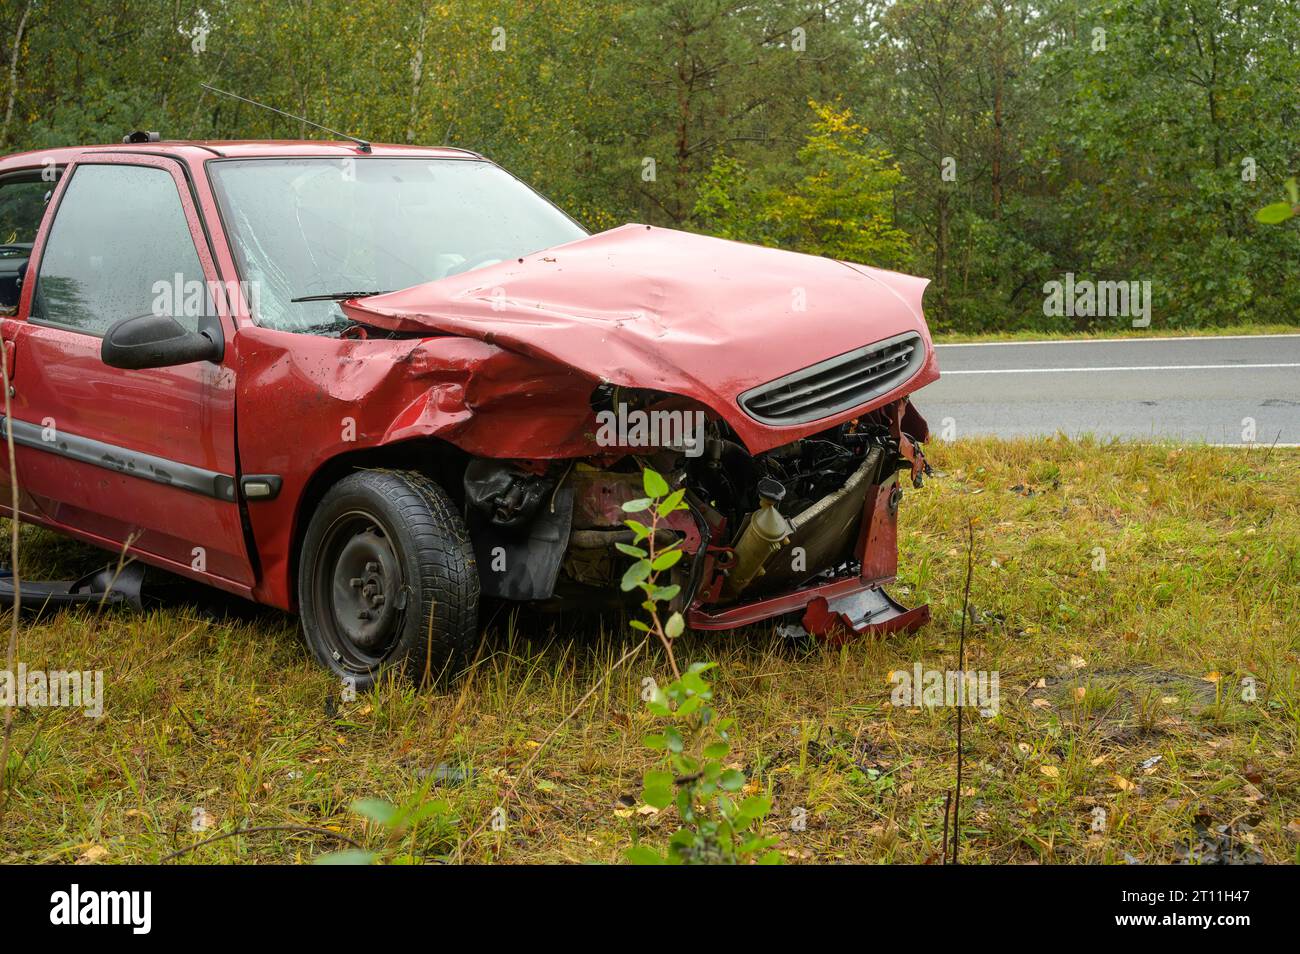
[406,3,429,144]
[991,1,1005,220]
[674,35,692,225]
[0,0,35,151]
[935,191,949,291]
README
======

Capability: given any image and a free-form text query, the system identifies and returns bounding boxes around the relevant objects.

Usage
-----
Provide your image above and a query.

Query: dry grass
[0,436,1296,864]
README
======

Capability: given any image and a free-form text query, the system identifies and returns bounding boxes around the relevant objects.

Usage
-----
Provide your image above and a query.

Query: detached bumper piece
[802,585,929,645]
[0,562,145,615]
[688,574,928,643]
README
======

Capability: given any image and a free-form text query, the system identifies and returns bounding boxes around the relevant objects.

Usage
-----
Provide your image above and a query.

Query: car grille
[738,332,925,425]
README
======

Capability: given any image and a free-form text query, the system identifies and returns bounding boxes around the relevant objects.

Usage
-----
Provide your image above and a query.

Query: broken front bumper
[690,577,929,643]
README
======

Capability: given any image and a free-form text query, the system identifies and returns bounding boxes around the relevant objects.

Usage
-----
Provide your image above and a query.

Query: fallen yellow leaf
[78,845,109,864]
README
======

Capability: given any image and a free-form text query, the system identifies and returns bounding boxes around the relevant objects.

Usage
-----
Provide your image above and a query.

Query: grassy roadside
[932,323,1299,344]
[0,437,1296,864]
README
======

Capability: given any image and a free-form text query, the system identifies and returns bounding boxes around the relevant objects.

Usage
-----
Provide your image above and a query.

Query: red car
[0,138,937,686]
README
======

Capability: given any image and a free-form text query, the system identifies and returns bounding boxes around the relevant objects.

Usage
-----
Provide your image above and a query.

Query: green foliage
[692,154,766,243]
[693,102,911,269]
[619,468,779,865]
[1024,0,1300,330]
[766,101,910,268]
[631,661,780,865]
[617,467,689,624]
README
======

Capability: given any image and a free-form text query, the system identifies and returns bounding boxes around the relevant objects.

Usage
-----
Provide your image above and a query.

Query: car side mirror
[101,313,224,370]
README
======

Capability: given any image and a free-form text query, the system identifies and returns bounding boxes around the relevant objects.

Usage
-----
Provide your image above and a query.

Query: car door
[3,153,254,593]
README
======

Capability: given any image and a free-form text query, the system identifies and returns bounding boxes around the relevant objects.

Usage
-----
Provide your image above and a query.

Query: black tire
[297,469,479,688]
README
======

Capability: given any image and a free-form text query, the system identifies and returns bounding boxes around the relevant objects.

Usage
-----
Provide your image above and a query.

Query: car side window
[0,175,53,315]
[31,164,206,336]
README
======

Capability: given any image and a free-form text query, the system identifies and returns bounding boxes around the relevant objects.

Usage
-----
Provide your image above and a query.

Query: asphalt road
[921,334,1300,445]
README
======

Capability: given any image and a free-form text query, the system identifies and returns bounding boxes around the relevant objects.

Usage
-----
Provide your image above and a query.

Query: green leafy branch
[618,466,689,679]
[620,467,780,865]
[1256,177,1299,224]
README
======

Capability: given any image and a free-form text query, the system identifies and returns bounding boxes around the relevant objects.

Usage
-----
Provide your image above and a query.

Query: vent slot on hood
[738,332,925,425]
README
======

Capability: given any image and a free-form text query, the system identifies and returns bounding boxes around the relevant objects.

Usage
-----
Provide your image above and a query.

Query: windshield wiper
[291,290,392,303]
[295,320,354,336]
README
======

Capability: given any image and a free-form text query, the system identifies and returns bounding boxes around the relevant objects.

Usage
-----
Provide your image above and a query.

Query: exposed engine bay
[460,392,930,634]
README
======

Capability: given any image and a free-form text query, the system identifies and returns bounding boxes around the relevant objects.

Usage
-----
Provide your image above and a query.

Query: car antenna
[200,83,372,153]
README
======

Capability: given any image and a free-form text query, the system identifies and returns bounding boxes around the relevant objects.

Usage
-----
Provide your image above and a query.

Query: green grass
[931,323,1299,344]
[0,437,1297,864]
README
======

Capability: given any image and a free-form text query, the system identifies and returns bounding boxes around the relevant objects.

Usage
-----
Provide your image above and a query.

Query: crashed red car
[0,139,937,686]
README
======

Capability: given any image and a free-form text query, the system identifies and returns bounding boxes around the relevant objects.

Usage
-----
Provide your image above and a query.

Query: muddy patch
[1026,665,1220,742]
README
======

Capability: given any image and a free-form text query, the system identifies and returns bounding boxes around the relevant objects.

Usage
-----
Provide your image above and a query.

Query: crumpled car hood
[342,224,938,452]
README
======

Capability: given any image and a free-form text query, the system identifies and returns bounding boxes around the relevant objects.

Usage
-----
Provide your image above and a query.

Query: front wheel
[298,469,479,688]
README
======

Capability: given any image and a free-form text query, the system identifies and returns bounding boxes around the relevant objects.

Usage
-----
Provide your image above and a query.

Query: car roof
[0,140,482,174]
[191,141,482,159]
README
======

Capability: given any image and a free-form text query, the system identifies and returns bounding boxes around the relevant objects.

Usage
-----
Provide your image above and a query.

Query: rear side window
[0,176,52,313]
[0,177,50,243]
[32,164,205,336]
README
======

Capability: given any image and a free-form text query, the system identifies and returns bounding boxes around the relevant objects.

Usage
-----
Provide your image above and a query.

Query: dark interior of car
[0,243,32,311]
[0,174,54,313]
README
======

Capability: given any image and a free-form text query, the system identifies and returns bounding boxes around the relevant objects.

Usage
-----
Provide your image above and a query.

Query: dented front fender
[234,325,603,607]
